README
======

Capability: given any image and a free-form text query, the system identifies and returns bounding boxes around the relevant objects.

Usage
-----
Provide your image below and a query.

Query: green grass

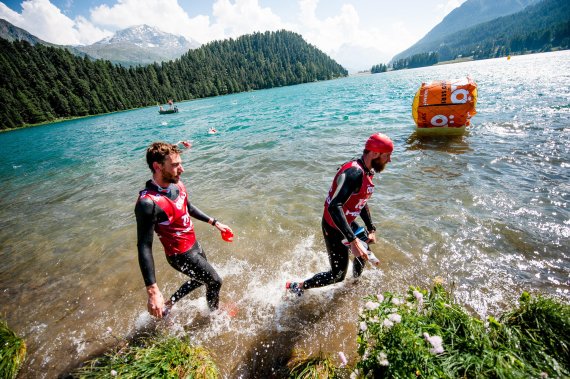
[0,319,26,379]
[5,287,568,379]
[73,335,219,379]
[354,285,570,378]
[287,350,343,379]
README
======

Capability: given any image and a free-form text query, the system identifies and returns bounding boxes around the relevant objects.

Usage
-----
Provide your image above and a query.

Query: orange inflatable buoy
[412,77,477,135]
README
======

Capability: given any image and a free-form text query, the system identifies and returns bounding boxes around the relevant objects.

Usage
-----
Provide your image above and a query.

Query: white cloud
[87,0,300,44]
[74,16,113,44]
[0,0,111,45]
[0,3,23,24]
[296,1,396,71]
[211,0,294,38]
[89,0,222,43]
[298,1,360,53]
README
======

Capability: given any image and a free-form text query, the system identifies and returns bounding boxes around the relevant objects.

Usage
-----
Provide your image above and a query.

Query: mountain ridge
[0,18,89,57]
[0,19,200,66]
[392,0,540,62]
[387,0,569,69]
[74,24,200,66]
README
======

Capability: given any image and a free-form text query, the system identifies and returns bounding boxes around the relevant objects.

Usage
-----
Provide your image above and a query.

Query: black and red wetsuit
[303,159,377,289]
[135,180,222,310]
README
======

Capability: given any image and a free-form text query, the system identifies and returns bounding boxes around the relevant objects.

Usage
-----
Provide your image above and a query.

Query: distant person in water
[286,133,394,296]
[176,140,192,149]
[135,141,232,318]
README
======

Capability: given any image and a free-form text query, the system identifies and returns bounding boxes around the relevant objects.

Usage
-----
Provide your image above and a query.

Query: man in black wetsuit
[286,133,393,296]
[135,141,232,318]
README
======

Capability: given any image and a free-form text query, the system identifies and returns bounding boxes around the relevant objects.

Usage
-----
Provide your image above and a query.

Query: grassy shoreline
[0,319,26,379]
[3,285,555,378]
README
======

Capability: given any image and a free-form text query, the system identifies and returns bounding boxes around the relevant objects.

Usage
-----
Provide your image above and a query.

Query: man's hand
[146,284,165,318]
[214,221,231,233]
[214,221,234,242]
[350,238,369,260]
[367,231,377,245]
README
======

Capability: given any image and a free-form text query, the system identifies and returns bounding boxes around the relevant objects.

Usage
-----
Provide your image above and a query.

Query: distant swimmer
[286,133,393,296]
[135,142,233,318]
[176,140,192,149]
[208,127,218,134]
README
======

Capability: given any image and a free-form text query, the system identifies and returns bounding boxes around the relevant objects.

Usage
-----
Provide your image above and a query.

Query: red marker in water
[221,229,234,242]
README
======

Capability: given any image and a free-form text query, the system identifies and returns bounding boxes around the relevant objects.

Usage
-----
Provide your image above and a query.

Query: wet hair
[146,142,182,173]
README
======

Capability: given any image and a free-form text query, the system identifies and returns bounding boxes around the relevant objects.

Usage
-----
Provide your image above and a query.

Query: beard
[162,172,180,184]
[371,157,386,172]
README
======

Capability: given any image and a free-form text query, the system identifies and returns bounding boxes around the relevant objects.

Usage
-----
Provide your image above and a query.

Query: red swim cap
[365,133,393,153]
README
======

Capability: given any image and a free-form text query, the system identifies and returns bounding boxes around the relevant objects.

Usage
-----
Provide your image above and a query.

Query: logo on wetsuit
[323,161,375,227]
[140,181,196,255]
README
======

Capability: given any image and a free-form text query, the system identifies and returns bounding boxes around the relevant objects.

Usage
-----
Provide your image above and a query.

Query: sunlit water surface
[0,51,569,378]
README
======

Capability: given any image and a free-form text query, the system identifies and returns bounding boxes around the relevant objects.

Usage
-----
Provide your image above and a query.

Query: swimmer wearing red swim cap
[365,133,394,153]
[364,133,393,173]
[286,133,393,296]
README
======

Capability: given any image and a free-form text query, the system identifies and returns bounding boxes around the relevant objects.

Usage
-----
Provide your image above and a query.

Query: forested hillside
[0,30,347,130]
[393,0,539,61]
[0,18,89,59]
[434,0,569,60]
[389,0,569,70]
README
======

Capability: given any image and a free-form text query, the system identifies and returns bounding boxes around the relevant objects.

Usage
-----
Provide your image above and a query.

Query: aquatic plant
[287,349,341,379]
[0,318,26,379]
[355,284,570,378]
[74,335,218,379]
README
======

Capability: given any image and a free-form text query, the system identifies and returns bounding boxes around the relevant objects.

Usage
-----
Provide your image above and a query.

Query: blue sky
[0,0,466,70]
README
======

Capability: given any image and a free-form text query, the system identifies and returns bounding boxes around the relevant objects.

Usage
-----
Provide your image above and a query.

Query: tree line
[370,63,387,74]
[370,0,569,72]
[0,30,347,130]
[391,52,439,71]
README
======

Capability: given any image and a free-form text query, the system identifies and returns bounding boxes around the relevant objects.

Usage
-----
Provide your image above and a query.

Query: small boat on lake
[158,108,178,114]
[158,99,178,114]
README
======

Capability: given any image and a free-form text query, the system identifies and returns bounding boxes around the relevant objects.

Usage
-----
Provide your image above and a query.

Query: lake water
[1,51,569,378]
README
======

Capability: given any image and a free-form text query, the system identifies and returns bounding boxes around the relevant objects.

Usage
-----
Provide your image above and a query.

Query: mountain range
[73,25,200,66]
[392,0,540,62]
[0,18,88,58]
[0,20,199,66]
[391,0,570,65]
[1,0,568,71]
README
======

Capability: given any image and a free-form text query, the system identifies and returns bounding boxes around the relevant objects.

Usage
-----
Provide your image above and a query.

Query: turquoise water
[1,51,569,377]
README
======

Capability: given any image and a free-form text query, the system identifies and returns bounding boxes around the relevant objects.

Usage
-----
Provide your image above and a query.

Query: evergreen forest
[0,30,347,130]
[391,52,439,71]
[370,63,387,74]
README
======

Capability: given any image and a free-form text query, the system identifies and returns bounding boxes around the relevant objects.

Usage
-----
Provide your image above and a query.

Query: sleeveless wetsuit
[303,159,377,289]
[135,180,222,310]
